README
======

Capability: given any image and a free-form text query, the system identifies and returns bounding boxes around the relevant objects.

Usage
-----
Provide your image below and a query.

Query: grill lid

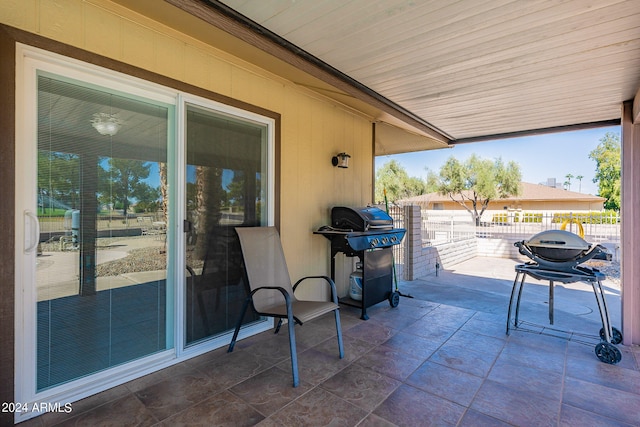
[331,206,393,231]
[524,230,590,251]
[515,229,611,271]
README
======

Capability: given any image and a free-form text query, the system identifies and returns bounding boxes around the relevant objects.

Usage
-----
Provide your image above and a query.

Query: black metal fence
[384,204,406,281]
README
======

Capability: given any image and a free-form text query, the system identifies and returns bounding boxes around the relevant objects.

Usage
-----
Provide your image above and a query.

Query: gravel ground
[94,247,206,277]
[96,247,167,276]
[40,237,203,277]
[585,259,621,286]
[40,237,168,277]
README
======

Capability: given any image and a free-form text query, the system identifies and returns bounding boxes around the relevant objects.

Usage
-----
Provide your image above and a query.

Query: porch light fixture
[332,152,351,168]
[91,112,122,136]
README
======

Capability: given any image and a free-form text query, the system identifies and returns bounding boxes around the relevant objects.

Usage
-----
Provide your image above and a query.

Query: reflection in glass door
[184,104,268,345]
[36,74,172,390]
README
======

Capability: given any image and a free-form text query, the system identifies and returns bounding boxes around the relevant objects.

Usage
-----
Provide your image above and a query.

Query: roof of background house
[401,182,606,204]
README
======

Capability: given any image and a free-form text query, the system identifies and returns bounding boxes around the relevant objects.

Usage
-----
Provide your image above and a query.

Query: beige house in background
[402,182,606,213]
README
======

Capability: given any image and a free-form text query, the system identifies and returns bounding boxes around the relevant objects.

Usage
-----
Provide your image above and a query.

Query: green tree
[100,158,153,216]
[434,154,522,225]
[375,160,426,203]
[589,132,621,211]
[134,183,161,213]
[38,151,80,212]
[226,173,244,209]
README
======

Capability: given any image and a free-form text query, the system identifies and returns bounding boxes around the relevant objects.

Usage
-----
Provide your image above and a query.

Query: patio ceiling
[118,0,640,154]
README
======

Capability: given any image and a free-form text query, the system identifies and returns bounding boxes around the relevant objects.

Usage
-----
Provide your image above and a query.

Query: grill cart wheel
[599,327,623,345]
[595,342,622,364]
[389,291,400,308]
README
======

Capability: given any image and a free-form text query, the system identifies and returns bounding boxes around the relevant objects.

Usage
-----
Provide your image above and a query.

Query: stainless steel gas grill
[506,229,622,364]
[315,206,406,320]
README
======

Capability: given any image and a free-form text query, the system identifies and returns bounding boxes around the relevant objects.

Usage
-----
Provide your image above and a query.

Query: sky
[375,126,621,196]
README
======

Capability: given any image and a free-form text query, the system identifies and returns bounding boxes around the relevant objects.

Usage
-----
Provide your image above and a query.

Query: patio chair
[228,226,344,387]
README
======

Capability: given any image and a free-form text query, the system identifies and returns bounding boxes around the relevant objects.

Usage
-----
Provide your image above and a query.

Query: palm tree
[576,175,584,193]
[159,162,168,249]
[565,173,574,191]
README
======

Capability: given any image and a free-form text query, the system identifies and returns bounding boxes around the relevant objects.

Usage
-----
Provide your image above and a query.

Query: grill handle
[538,239,566,245]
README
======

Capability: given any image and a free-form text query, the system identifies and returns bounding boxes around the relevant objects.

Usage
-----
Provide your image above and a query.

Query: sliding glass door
[35,73,173,390]
[16,47,274,416]
[184,103,268,345]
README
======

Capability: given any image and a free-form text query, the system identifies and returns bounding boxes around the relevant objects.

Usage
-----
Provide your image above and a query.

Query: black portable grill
[315,206,406,319]
[515,229,611,271]
[507,230,622,364]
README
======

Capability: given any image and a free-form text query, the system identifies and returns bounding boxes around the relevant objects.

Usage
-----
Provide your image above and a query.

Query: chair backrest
[235,227,294,313]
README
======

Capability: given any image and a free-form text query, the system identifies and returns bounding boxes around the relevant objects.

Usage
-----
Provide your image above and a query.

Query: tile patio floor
[21,257,640,426]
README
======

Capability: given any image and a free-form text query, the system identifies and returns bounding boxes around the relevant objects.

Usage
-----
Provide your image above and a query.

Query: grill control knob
[381,237,389,245]
[370,238,379,247]
[390,235,398,243]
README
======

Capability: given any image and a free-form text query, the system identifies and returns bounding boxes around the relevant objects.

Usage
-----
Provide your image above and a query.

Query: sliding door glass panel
[36,73,171,390]
[185,104,268,345]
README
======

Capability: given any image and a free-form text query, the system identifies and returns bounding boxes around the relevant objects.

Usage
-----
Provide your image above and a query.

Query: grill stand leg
[514,272,526,329]
[506,273,518,335]
[507,271,526,335]
[549,280,554,325]
[591,279,613,343]
[592,279,622,364]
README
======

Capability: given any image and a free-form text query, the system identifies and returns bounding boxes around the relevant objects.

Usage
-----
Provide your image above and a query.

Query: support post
[403,205,421,281]
[621,100,640,345]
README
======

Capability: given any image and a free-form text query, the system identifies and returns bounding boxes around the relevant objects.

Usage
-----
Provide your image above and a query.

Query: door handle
[24,209,40,254]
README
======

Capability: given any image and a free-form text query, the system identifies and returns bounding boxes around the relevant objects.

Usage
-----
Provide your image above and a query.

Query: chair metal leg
[228,297,252,353]
[274,318,283,334]
[334,309,344,359]
[286,302,299,387]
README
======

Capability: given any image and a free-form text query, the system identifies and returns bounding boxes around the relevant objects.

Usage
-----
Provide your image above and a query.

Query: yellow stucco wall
[1,0,373,296]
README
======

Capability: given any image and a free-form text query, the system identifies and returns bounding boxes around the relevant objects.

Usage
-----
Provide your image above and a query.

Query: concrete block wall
[404,205,479,279]
[409,245,439,280]
[402,207,620,280]
[401,207,534,280]
[405,239,478,279]
[434,239,479,269]
[476,234,530,260]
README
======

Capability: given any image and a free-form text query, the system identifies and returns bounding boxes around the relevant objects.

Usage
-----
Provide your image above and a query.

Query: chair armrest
[249,286,293,310]
[248,286,295,322]
[250,286,291,302]
[292,276,338,304]
[229,285,296,354]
